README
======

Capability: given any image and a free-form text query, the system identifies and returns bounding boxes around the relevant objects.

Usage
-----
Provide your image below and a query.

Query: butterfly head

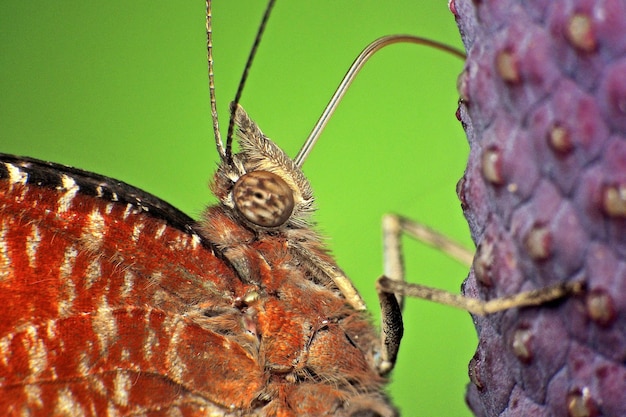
[211,104,315,230]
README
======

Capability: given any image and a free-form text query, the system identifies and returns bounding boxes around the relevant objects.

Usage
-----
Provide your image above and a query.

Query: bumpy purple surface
[452,0,626,415]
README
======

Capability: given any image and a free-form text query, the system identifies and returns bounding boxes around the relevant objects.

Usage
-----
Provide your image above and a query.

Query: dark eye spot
[232,171,295,228]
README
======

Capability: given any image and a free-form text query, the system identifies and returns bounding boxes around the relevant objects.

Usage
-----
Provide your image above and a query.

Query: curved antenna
[225,0,276,162]
[294,35,466,168]
[206,0,225,159]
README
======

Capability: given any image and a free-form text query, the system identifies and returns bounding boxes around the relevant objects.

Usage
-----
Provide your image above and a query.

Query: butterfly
[0,1,468,414]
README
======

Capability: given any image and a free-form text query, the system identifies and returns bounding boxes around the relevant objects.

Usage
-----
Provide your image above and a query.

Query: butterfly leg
[374,214,584,375]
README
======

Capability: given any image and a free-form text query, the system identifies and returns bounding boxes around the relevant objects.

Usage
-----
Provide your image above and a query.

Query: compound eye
[232,171,295,227]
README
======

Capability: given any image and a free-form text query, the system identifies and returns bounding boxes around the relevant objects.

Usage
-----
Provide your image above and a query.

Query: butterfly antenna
[294,35,466,167]
[206,0,226,160]
[225,0,276,162]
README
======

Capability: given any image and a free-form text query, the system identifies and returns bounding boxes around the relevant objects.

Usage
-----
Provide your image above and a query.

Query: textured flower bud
[454,0,626,415]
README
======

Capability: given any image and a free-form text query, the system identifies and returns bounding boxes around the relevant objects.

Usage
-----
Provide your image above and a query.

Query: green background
[0,1,475,415]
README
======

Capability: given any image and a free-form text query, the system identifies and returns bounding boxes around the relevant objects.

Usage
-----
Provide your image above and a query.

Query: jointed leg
[374,214,584,375]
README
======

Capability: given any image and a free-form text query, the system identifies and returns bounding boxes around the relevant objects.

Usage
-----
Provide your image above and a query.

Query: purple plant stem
[452,0,626,415]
